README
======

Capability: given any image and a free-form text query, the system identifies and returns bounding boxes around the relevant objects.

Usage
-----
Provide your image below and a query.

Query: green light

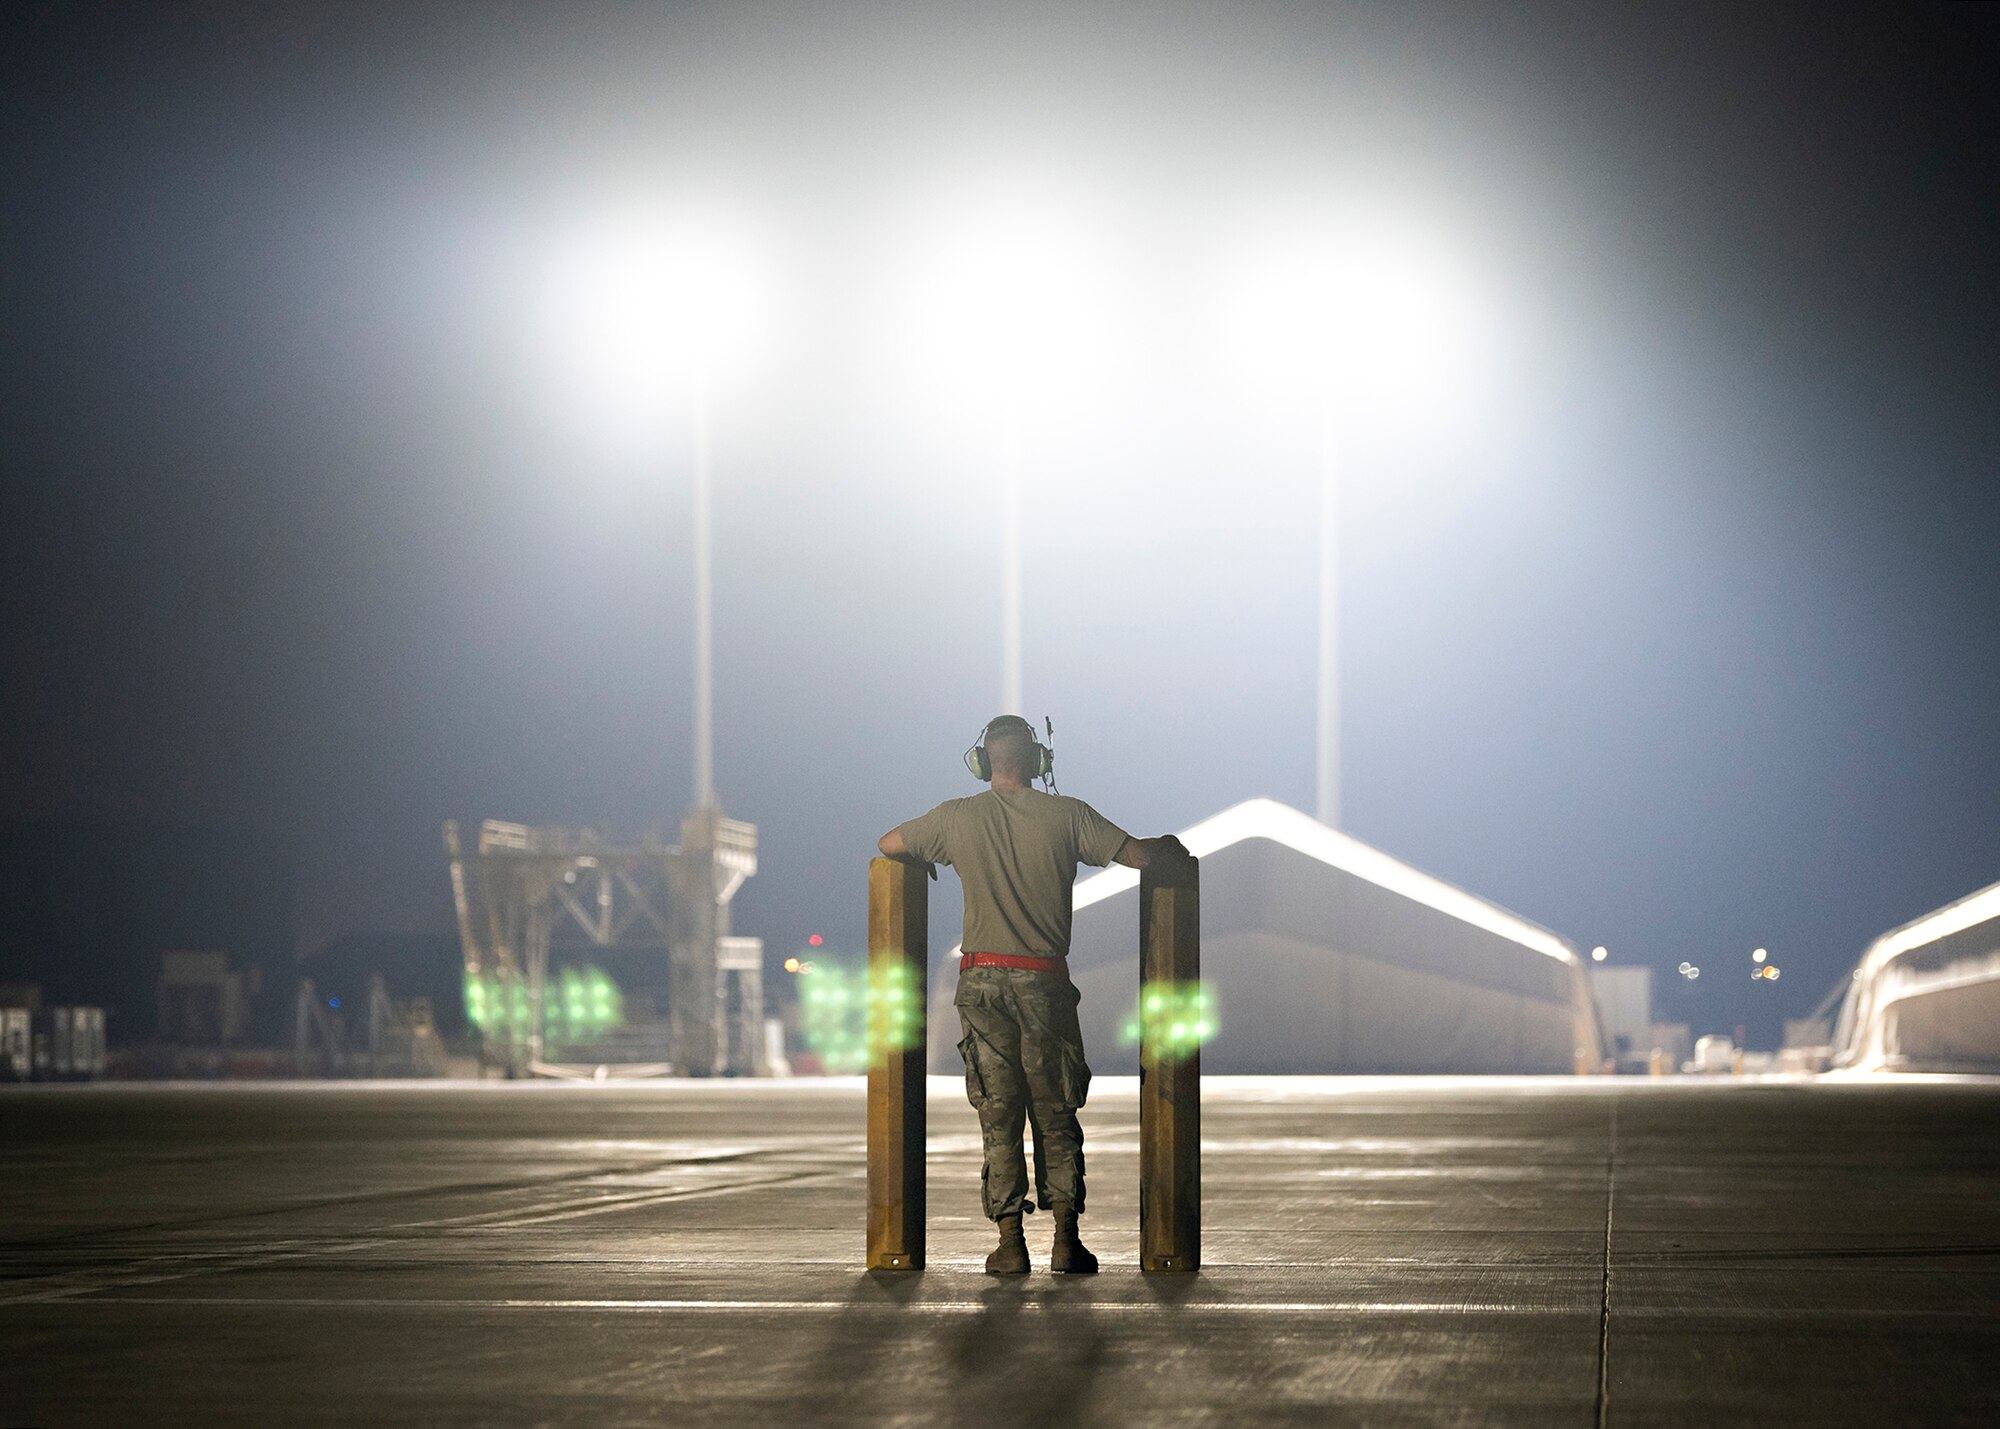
[795,959,926,1072]
[464,972,490,1028]
[800,963,873,1073]
[1124,981,1218,1064]
[865,959,923,1065]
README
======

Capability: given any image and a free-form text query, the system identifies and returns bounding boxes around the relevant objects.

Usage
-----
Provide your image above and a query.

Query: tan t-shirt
[897,788,1131,962]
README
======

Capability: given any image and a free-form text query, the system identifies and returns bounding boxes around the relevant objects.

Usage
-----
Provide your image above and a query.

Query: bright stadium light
[540,199,775,815]
[1220,208,1492,828]
[895,198,1110,403]
[540,201,775,441]
[890,186,1112,713]
[1218,224,1484,414]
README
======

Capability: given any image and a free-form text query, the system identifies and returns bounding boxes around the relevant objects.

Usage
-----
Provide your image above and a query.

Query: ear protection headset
[965,715,1058,791]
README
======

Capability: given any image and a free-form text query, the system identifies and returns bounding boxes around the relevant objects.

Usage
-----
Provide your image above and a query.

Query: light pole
[690,358,716,809]
[1222,222,1478,830]
[1000,413,1023,713]
[541,207,767,809]
[895,198,1104,716]
[1315,388,1340,827]
[540,202,770,1073]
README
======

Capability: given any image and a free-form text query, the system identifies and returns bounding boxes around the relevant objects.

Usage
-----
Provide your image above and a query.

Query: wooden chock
[1139,854,1200,1273]
[866,856,927,1270]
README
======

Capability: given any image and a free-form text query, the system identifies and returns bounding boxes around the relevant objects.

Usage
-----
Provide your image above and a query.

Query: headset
[964,714,1059,793]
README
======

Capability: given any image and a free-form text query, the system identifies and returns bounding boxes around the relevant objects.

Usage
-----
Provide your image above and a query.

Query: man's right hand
[1150,834,1193,868]
[1114,834,1194,871]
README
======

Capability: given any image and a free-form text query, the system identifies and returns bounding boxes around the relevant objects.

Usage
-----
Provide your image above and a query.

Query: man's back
[896,787,1129,962]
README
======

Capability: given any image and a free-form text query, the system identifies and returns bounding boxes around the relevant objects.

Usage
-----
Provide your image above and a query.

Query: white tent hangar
[1831,878,2000,1073]
[927,798,1605,1075]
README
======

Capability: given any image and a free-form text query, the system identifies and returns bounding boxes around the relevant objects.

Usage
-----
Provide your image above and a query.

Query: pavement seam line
[450,1169,848,1228]
[1596,1094,1618,1429]
[0,1138,859,1253]
[0,1164,848,1304]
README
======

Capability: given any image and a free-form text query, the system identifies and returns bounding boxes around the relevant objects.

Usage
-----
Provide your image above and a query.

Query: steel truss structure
[443,809,764,1077]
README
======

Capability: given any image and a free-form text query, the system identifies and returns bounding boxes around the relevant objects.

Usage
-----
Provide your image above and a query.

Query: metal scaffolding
[443,810,764,1077]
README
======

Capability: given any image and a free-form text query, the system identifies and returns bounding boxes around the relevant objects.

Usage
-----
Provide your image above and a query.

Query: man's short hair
[984,715,1037,770]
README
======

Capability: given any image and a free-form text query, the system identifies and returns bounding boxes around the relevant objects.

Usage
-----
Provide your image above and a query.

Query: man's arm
[877,828,909,858]
[1112,834,1191,870]
[878,825,939,878]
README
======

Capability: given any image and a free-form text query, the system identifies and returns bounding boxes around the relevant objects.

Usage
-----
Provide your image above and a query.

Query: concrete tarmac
[3,1075,1997,1427]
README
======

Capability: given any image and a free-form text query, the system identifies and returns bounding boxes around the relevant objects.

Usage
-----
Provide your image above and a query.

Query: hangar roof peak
[1069,797,1578,966]
[1858,876,2000,976]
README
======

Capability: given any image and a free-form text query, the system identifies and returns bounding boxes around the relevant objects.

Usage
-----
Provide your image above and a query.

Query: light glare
[1218,214,1491,420]
[540,200,774,439]
[888,187,1114,410]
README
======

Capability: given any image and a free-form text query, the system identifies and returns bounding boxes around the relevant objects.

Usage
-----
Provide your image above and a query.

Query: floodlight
[1217,202,1497,827]
[890,191,1112,405]
[1591,945,1608,962]
[885,179,1115,712]
[540,200,774,437]
[1217,216,1488,418]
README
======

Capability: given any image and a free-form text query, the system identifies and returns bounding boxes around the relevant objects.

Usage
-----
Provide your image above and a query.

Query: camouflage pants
[954,966,1092,1220]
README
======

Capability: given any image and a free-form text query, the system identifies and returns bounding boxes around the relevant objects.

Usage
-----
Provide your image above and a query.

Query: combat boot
[985,1212,1029,1274]
[1049,1205,1098,1274]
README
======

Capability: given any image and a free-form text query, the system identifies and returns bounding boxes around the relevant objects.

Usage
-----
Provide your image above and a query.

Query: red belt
[961,951,1062,974]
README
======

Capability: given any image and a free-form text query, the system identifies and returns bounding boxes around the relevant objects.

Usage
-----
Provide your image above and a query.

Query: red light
[807,934,823,947]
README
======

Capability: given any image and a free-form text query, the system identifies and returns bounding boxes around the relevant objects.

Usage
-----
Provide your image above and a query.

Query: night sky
[4,1,1997,1047]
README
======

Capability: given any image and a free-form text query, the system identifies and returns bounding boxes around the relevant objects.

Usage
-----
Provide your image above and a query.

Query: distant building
[0,820,296,1045]
[157,951,255,1045]
[1590,966,1652,1070]
[927,798,1604,1075]
[0,983,107,1080]
[1832,878,2000,1073]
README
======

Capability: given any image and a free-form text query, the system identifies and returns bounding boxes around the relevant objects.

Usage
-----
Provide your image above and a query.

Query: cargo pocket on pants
[958,1030,992,1111]
[1055,982,1091,1110]
[1055,1039,1091,1112]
